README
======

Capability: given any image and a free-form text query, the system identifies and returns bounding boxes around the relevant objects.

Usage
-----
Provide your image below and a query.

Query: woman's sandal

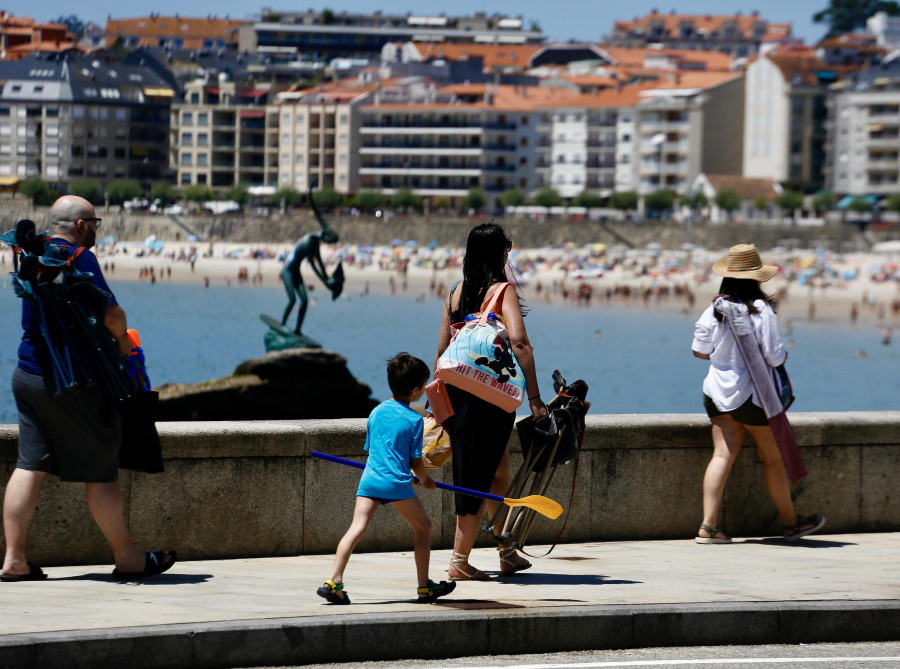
[316,578,350,604]
[111,550,177,580]
[498,544,532,575]
[415,579,457,603]
[695,524,732,544]
[783,513,826,542]
[448,552,490,581]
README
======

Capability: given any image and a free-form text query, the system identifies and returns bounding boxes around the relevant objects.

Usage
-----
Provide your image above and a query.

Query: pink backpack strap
[478,283,509,326]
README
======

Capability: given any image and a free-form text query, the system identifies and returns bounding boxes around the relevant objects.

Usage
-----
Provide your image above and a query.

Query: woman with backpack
[433,222,548,581]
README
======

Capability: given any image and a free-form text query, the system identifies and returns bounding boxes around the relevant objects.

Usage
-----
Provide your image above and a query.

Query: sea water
[0,279,897,424]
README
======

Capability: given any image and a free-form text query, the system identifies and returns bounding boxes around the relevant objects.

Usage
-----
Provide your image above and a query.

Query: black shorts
[13,367,121,482]
[703,394,768,427]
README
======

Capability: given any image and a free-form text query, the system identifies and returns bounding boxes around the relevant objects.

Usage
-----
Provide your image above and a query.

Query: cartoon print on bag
[468,335,519,384]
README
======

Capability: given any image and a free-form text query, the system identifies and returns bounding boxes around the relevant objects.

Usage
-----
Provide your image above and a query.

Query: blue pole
[311,451,506,504]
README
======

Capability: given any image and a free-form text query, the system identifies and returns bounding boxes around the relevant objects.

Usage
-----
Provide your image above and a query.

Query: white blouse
[691,299,787,412]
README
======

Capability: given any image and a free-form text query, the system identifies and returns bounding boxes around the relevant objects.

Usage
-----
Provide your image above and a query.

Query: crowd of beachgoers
[2,238,899,335]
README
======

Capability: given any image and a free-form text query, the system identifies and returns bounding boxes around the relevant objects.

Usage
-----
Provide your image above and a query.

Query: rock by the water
[155,348,378,421]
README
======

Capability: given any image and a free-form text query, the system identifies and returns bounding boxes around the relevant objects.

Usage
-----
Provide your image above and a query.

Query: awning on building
[837,194,879,209]
[0,177,20,187]
[144,87,175,97]
[239,110,265,118]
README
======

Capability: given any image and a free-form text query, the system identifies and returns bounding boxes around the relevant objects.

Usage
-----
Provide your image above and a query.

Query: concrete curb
[3,600,898,669]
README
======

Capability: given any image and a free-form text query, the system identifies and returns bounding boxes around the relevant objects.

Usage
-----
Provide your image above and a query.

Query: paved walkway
[1,532,898,668]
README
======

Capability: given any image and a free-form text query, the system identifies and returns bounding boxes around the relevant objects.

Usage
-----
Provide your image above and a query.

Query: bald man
[2,195,176,581]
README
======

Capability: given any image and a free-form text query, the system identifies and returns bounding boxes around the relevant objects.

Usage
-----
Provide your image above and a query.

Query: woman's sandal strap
[699,524,719,535]
[324,579,343,592]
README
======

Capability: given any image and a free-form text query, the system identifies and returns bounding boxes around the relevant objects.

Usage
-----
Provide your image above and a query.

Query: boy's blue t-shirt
[18,240,118,376]
[357,399,424,501]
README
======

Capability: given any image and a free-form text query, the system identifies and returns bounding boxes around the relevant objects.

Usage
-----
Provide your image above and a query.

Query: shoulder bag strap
[478,282,509,326]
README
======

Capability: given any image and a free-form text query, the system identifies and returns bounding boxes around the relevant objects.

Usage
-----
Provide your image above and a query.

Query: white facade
[743,57,790,180]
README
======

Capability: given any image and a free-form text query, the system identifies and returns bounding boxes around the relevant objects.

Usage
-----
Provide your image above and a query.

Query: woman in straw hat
[691,244,825,544]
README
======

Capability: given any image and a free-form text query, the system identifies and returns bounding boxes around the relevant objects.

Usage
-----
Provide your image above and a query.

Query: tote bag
[435,283,526,412]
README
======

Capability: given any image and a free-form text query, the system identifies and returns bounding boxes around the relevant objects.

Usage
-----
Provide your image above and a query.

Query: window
[46,165,59,178]
[282,153,290,163]
[116,108,127,121]
[197,133,208,146]
[0,124,8,136]
[281,173,289,183]
[295,134,304,144]
[557,155,565,164]
[295,114,304,123]
[190,93,199,104]
[46,144,59,156]
[72,106,85,119]
[181,173,191,184]
[182,111,193,125]
[0,106,8,116]
[339,134,347,145]
[182,133,193,146]
[0,145,9,154]
[197,174,207,184]
[46,107,59,117]
[620,154,631,164]
[282,133,290,144]
[283,113,291,123]
[197,153,208,166]
[295,154,304,164]
[114,147,125,159]
[0,163,9,174]
[622,133,631,142]
[197,112,208,125]
[46,125,59,137]
[182,153,192,166]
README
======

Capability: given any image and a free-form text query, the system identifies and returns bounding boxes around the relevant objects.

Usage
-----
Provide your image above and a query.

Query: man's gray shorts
[12,367,120,482]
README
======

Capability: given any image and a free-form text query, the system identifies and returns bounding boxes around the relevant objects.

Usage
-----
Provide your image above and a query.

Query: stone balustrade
[1,412,898,566]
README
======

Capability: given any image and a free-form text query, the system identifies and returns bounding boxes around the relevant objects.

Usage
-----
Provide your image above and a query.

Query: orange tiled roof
[703,174,779,200]
[105,15,246,47]
[615,11,790,40]
[639,70,743,91]
[410,42,542,71]
[767,54,857,85]
[603,45,733,71]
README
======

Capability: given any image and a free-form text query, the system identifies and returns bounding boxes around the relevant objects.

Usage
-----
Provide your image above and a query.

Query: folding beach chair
[485,370,590,552]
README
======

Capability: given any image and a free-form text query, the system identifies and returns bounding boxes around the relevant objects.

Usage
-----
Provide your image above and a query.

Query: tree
[226,185,251,207]
[321,8,335,24]
[150,181,176,204]
[271,187,302,207]
[52,14,86,36]
[461,187,486,211]
[847,195,874,213]
[531,188,563,207]
[69,179,103,204]
[644,190,676,217]
[572,190,604,208]
[885,194,900,212]
[391,187,422,210]
[351,190,384,212]
[681,191,708,212]
[608,191,638,212]
[433,196,451,210]
[499,188,527,207]
[812,191,835,214]
[813,1,900,38]
[105,179,143,204]
[775,190,805,214]
[312,186,342,210]
[752,196,770,215]
[714,189,742,219]
[21,177,49,205]
[183,185,215,203]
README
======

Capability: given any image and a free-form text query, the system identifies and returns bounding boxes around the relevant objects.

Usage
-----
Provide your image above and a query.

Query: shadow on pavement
[52,573,213,584]
[494,573,641,586]
[740,538,857,548]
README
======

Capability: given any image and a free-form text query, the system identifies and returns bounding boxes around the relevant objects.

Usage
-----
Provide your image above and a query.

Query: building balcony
[359,146,484,156]
[867,161,900,172]
[360,125,482,136]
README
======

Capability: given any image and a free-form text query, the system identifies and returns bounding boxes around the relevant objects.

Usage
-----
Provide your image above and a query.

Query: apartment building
[743,51,843,192]
[349,83,545,208]
[170,79,278,188]
[826,59,900,197]
[533,86,650,197]
[635,72,745,195]
[239,11,544,61]
[271,85,371,194]
[610,10,790,58]
[106,15,245,51]
[0,12,78,60]
[0,53,173,190]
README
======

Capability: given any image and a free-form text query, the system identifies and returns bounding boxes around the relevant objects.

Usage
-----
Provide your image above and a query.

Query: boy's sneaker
[783,513,826,541]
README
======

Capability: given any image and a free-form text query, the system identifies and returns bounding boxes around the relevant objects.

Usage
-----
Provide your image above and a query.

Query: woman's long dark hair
[714,277,775,322]
[451,222,525,321]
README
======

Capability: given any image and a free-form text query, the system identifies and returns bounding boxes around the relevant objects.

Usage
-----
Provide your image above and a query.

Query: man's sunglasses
[78,217,102,228]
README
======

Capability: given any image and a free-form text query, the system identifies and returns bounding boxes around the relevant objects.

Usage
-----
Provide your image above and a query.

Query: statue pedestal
[260,314,322,350]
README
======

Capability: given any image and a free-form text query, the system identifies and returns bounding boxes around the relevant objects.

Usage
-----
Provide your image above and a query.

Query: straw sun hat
[711,244,778,283]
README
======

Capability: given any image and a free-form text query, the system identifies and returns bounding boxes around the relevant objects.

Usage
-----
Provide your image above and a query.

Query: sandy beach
[2,239,899,332]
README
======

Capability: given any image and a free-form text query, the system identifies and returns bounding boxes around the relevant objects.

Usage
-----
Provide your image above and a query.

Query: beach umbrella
[390,238,403,247]
[101,235,116,245]
[144,234,157,246]
[591,243,607,253]
[187,234,199,242]
[405,240,418,247]
[428,240,440,249]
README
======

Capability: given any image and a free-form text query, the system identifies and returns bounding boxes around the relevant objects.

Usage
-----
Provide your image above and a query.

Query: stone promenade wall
[0,412,897,566]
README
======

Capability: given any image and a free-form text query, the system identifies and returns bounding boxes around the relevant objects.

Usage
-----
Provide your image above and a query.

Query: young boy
[317,353,456,604]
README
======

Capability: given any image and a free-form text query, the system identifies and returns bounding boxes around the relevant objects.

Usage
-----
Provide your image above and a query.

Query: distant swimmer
[883,328,893,346]
[854,349,867,358]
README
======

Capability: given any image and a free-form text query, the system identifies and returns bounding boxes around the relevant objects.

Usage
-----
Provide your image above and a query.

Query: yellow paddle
[312,451,563,519]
